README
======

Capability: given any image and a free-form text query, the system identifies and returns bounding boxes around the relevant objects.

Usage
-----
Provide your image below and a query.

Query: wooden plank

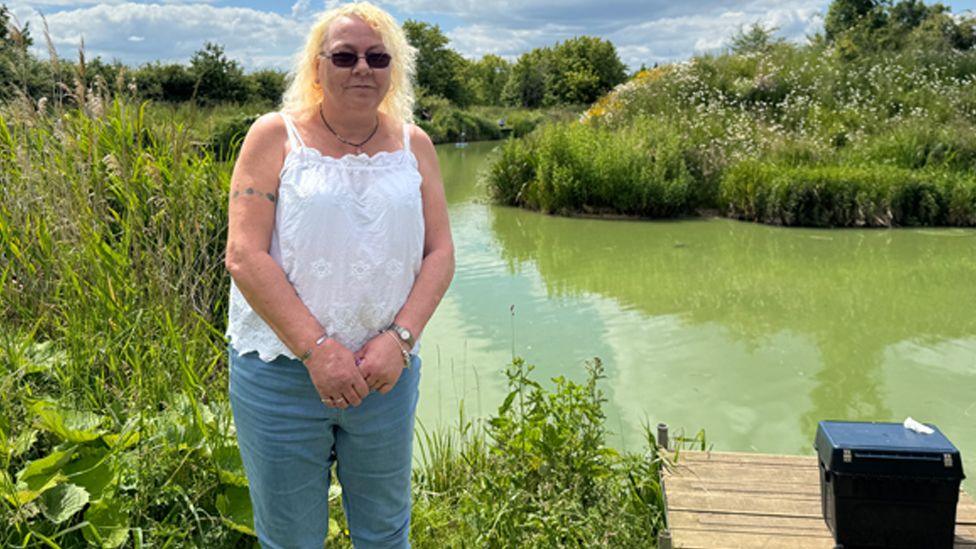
[666,530,833,549]
[667,463,820,484]
[668,493,822,517]
[676,451,817,466]
[669,510,831,534]
[663,451,976,548]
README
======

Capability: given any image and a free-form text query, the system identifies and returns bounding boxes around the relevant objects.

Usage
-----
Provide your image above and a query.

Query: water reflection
[421,141,976,485]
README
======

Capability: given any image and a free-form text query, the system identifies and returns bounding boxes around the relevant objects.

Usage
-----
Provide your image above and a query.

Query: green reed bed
[721,162,976,227]
[1,100,672,547]
[486,44,976,226]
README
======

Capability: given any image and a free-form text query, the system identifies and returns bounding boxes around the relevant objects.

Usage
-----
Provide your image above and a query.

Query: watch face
[397,327,411,341]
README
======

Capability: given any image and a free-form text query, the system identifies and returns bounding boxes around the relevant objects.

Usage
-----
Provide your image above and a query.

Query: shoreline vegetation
[487,4,976,228]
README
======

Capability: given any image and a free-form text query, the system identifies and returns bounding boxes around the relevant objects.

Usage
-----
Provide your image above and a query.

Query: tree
[133,62,195,102]
[403,20,472,106]
[246,68,286,105]
[909,9,976,51]
[466,54,510,106]
[1,4,49,101]
[189,42,247,104]
[823,0,973,54]
[545,36,627,105]
[824,0,879,41]
[503,49,548,108]
[729,23,785,55]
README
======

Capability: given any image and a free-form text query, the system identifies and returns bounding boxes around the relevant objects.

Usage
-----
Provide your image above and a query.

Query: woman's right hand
[304,339,369,408]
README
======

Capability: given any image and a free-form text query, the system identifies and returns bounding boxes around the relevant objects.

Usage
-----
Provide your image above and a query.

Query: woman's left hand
[354,332,407,394]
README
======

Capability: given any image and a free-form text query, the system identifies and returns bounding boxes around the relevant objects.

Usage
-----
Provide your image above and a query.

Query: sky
[8,0,976,72]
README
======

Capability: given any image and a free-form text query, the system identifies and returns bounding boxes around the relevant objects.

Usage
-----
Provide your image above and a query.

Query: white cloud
[9,0,834,71]
[15,2,308,70]
[445,23,577,60]
[440,1,829,68]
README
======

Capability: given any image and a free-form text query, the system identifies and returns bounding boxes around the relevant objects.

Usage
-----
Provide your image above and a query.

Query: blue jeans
[228,344,421,548]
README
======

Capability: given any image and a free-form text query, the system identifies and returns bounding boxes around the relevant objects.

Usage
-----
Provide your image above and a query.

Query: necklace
[319,106,379,154]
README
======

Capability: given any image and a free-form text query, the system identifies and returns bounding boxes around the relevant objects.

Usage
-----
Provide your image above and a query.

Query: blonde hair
[282,2,416,123]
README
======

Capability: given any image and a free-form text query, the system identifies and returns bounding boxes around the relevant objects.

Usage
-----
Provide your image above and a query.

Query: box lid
[815,420,965,479]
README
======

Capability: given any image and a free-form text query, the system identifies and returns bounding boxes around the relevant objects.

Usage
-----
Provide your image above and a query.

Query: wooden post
[658,528,672,549]
[657,423,669,450]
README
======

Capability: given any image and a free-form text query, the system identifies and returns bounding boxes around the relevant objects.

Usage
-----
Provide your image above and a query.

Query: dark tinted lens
[365,53,392,68]
[329,52,358,67]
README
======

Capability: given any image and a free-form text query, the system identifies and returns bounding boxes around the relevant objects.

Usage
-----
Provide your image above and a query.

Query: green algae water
[418,141,976,488]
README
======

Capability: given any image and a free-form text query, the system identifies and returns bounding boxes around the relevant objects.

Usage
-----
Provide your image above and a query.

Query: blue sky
[9,0,976,71]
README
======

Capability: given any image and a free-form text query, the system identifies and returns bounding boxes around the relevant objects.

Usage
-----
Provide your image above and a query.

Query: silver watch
[387,322,415,348]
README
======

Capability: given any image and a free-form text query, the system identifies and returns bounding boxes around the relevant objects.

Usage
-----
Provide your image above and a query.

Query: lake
[418,140,976,488]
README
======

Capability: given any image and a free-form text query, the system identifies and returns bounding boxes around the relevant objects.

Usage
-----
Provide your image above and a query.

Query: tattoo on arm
[232,187,276,204]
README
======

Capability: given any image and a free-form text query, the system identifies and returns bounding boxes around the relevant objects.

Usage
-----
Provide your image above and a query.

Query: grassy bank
[486,44,976,227]
[0,99,670,547]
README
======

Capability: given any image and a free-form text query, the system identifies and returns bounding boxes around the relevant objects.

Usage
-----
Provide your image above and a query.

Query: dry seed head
[102,153,121,178]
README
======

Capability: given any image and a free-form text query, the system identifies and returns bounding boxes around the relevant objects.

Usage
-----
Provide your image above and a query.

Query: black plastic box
[815,421,965,548]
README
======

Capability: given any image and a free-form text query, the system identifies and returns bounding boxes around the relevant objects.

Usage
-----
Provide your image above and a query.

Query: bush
[207,112,260,161]
[487,119,697,217]
[419,357,666,547]
[415,105,501,144]
[851,122,976,171]
[720,161,976,227]
[487,137,537,205]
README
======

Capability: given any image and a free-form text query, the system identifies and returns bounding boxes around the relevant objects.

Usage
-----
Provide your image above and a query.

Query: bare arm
[224,113,324,355]
[394,125,456,339]
[224,113,367,405]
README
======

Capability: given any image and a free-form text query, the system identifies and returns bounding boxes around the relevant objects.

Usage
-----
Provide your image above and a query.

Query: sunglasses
[320,51,392,69]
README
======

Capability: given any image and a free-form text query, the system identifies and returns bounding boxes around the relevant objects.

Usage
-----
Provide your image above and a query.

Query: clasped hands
[305,331,409,409]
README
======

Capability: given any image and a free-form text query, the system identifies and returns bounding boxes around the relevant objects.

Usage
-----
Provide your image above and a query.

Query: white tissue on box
[903,417,934,435]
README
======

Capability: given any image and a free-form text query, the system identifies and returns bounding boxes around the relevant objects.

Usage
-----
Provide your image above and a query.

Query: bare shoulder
[409,123,435,149]
[408,123,437,162]
[245,112,288,146]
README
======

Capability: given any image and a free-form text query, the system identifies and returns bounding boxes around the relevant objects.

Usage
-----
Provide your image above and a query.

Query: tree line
[0,6,627,111]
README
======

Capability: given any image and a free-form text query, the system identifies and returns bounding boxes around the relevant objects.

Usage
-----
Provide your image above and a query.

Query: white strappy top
[226,112,425,361]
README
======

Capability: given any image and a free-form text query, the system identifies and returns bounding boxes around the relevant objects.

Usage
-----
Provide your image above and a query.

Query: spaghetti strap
[278,112,306,151]
[402,122,411,153]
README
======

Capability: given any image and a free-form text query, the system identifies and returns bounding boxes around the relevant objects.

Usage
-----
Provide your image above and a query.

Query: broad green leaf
[498,392,517,416]
[31,400,106,443]
[40,482,89,523]
[83,498,129,548]
[63,448,116,500]
[215,485,256,536]
[12,470,66,505]
[17,447,75,482]
[213,445,247,487]
[327,518,340,540]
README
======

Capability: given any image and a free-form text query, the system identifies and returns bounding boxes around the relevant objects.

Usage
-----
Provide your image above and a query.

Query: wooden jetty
[659,450,976,548]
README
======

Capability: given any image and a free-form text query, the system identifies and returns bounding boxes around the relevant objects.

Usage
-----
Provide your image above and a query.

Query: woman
[223,3,454,547]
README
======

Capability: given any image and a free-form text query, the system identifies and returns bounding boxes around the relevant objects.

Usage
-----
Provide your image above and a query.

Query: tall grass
[489,119,695,217]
